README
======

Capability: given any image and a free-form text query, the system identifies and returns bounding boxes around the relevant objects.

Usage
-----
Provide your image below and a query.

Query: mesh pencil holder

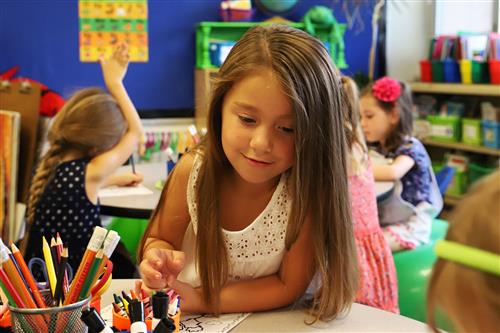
[8,295,90,333]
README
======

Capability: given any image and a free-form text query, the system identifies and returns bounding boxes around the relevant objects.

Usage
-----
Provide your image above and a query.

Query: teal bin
[106,217,149,263]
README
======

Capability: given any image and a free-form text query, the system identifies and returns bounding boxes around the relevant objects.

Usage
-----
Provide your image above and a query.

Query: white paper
[98,184,153,198]
[100,304,250,333]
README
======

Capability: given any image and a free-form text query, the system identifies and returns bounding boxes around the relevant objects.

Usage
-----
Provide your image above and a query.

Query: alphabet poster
[79,0,149,62]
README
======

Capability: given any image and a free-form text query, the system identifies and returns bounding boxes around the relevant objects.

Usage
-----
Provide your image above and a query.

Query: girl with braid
[22,44,143,271]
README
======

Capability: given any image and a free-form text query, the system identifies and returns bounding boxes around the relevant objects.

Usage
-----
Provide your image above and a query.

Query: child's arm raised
[170,215,316,313]
[87,44,143,187]
[139,154,193,290]
[373,155,415,181]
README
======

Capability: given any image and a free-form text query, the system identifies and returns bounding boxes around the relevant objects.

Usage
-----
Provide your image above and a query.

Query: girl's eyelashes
[238,115,255,124]
[278,126,294,134]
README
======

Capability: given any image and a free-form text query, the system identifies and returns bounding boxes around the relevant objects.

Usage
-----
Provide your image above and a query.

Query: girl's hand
[168,279,205,314]
[114,172,143,187]
[139,248,186,291]
[99,43,129,88]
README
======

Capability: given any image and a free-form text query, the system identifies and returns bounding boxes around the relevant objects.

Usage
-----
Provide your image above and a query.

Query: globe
[256,0,299,14]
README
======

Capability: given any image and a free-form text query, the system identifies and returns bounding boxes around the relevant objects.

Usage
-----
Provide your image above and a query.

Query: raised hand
[99,43,130,88]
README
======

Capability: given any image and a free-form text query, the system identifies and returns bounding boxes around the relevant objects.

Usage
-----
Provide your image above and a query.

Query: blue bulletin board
[0,1,375,114]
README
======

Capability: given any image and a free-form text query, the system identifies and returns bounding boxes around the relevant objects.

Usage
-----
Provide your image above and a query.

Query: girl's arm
[373,155,415,181]
[87,44,143,186]
[101,172,143,187]
[139,154,194,289]
[172,214,316,313]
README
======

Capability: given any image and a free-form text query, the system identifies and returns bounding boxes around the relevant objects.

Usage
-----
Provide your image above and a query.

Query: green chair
[394,219,453,329]
[105,217,149,263]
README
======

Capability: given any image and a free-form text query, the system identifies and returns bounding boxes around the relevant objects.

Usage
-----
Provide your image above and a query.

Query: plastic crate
[489,60,500,84]
[419,60,432,82]
[472,61,489,83]
[431,60,444,82]
[428,115,461,142]
[462,118,482,145]
[468,162,497,186]
[443,59,460,83]
[482,120,500,149]
[459,59,472,84]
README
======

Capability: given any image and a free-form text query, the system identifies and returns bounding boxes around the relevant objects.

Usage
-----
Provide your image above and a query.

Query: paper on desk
[98,184,153,198]
[101,305,250,332]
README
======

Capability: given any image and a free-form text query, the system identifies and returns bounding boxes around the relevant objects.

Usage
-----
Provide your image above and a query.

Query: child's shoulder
[395,137,425,155]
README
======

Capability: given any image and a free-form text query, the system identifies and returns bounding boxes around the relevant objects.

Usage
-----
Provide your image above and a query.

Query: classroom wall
[0,1,374,114]
[386,1,434,82]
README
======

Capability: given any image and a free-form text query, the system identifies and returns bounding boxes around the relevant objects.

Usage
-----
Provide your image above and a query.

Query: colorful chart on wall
[79,0,149,62]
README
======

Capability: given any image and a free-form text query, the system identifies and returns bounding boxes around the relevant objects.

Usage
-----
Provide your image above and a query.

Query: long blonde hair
[24,88,126,247]
[341,76,368,175]
[141,25,358,320]
[427,171,500,332]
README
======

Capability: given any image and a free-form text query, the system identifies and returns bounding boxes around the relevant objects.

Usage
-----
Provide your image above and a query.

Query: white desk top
[102,279,430,332]
[101,163,394,218]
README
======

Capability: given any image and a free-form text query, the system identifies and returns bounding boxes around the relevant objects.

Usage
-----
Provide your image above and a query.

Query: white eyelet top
[177,155,292,287]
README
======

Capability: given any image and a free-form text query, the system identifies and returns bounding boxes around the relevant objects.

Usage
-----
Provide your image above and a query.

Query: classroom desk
[102,279,431,332]
[100,163,163,219]
[100,163,395,219]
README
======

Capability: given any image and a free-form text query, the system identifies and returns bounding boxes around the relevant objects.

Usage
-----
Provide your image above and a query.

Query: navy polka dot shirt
[24,158,101,270]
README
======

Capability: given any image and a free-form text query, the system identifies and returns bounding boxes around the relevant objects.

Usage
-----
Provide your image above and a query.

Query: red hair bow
[372,77,401,103]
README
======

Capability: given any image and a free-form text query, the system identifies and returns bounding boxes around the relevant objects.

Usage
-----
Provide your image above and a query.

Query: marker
[151,291,169,330]
[129,299,147,333]
[152,316,176,333]
[81,307,113,333]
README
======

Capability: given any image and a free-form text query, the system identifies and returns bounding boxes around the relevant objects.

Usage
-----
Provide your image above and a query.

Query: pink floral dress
[349,162,399,313]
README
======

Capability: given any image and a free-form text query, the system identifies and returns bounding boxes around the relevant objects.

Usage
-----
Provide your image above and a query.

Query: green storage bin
[428,115,461,142]
[462,118,482,145]
[431,60,444,82]
[472,60,489,83]
[468,162,496,186]
[446,168,468,196]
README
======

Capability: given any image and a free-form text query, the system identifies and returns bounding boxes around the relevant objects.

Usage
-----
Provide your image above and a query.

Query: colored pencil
[88,230,120,297]
[11,243,46,308]
[52,248,68,306]
[0,266,24,307]
[55,234,69,295]
[78,249,103,301]
[64,227,107,305]
[42,237,57,297]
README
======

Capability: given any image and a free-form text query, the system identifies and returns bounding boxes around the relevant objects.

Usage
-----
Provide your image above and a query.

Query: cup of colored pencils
[0,227,120,332]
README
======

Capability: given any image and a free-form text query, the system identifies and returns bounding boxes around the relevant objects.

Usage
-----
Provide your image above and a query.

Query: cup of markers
[0,226,120,333]
[112,289,181,333]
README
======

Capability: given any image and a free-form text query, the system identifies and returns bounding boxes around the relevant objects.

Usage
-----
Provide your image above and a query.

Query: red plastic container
[489,60,500,84]
[420,60,432,82]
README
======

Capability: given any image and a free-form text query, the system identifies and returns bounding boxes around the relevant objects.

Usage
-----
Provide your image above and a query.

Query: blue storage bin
[482,120,500,149]
[209,40,236,67]
[443,59,461,83]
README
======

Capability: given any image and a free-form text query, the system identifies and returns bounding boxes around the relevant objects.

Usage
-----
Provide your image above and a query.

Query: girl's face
[359,95,396,144]
[221,69,295,186]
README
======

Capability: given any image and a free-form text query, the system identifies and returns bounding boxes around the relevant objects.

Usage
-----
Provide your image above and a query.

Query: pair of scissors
[27,257,74,290]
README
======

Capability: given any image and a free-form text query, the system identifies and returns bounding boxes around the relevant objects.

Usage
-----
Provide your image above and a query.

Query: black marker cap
[152,291,169,319]
[128,299,145,323]
[81,307,106,332]
[152,316,176,333]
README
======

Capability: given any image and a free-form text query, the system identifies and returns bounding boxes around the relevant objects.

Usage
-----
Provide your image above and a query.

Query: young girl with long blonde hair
[342,76,398,313]
[23,44,143,271]
[139,25,358,320]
